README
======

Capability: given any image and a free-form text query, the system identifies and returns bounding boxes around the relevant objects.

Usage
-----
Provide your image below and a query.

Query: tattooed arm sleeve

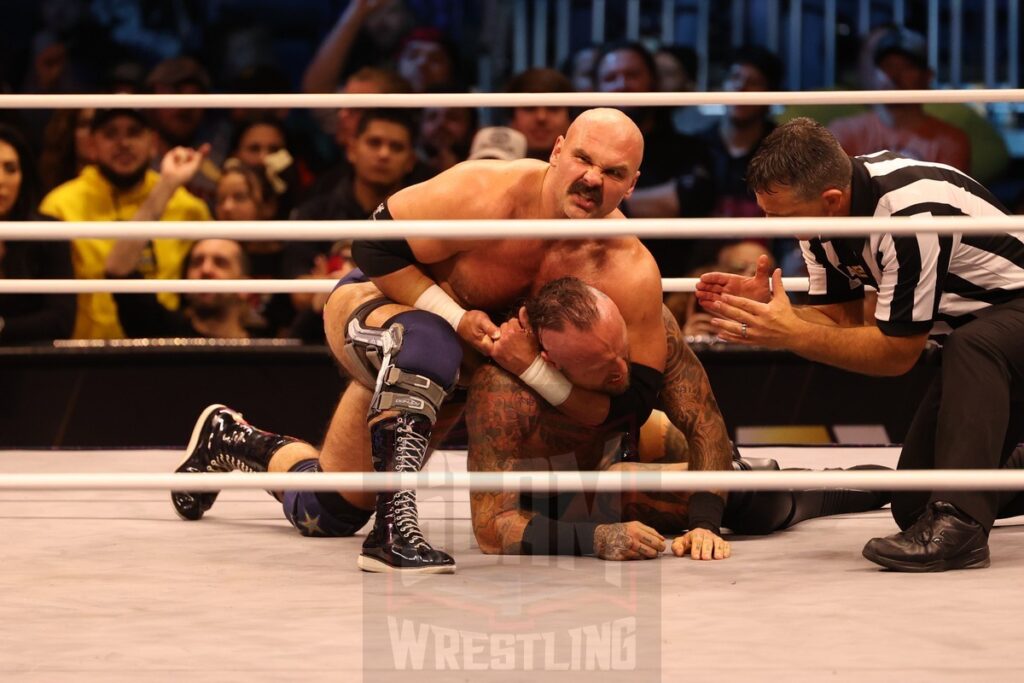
[465,364,542,554]
[657,306,733,475]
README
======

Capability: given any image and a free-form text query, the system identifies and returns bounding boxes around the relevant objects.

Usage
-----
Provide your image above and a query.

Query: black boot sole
[357,554,457,574]
[171,403,229,521]
[862,544,991,572]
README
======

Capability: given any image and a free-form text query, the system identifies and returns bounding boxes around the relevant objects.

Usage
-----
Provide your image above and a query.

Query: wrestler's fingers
[719,539,732,559]
[701,535,716,560]
[688,535,703,560]
[633,521,665,543]
[670,535,689,557]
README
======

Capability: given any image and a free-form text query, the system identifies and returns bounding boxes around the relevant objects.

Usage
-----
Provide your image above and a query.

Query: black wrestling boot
[358,413,456,574]
[172,404,296,521]
[862,501,990,572]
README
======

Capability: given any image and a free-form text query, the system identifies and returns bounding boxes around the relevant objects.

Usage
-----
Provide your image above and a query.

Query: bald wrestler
[469,277,888,559]
[170,108,733,573]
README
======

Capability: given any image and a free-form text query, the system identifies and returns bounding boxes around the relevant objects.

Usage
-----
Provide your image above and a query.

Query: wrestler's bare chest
[432,240,547,312]
[433,240,620,313]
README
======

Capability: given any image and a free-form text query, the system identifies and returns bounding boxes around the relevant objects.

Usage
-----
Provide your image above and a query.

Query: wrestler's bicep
[624,298,668,372]
[407,238,481,264]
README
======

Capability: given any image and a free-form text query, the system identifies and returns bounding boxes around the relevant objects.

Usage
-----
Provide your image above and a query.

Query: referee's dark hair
[747,117,852,199]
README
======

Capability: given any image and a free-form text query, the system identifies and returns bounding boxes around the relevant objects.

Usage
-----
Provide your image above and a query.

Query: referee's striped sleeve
[874,233,943,336]
[801,239,864,305]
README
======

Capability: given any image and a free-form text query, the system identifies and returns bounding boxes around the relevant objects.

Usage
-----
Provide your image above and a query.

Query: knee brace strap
[373,366,448,422]
[365,310,462,424]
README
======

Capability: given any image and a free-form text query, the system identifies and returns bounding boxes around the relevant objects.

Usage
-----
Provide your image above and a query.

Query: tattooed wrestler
[168,108,873,573]
[467,276,888,561]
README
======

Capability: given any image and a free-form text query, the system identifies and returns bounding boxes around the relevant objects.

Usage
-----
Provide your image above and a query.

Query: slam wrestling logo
[363,450,662,680]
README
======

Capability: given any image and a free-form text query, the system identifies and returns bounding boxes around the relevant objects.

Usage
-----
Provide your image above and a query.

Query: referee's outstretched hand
[695,253,773,309]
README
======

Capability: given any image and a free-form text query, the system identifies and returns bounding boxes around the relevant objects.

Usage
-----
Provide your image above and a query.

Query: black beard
[98,162,148,190]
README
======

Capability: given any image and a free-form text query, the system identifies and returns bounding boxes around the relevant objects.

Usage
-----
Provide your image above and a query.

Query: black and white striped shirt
[802,151,1020,338]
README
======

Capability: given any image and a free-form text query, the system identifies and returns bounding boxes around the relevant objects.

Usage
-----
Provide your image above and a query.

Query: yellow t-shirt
[39,166,211,339]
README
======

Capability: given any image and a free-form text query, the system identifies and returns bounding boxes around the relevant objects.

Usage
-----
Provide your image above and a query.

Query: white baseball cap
[468,126,528,161]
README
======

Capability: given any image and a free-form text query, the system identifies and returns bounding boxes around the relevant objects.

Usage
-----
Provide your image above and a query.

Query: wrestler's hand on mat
[490,308,540,375]
[672,528,731,560]
[709,269,802,347]
[695,254,773,309]
[457,310,499,356]
[593,522,666,561]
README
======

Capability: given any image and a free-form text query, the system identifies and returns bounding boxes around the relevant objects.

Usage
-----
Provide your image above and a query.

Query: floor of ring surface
[2,446,1024,683]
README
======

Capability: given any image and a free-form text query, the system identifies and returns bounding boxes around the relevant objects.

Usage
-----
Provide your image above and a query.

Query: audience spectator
[112,238,254,339]
[828,27,971,173]
[654,45,709,135]
[308,67,420,197]
[503,68,574,160]
[686,46,783,272]
[216,156,297,336]
[38,108,96,192]
[287,108,420,341]
[39,109,210,339]
[593,40,714,276]
[301,0,416,96]
[562,45,598,91]
[145,56,219,202]
[227,115,300,217]
[467,127,527,161]
[395,26,461,92]
[418,89,477,175]
[0,124,75,345]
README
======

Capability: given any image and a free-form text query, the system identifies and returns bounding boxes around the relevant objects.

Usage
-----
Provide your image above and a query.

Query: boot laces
[391,419,431,549]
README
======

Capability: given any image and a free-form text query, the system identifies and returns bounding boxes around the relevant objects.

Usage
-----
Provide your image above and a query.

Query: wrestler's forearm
[368,266,435,306]
[471,495,536,554]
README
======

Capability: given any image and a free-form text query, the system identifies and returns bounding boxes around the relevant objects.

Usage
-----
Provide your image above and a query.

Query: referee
[695,117,1024,572]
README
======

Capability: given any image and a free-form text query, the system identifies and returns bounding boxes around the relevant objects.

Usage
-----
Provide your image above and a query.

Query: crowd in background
[0,0,1019,346]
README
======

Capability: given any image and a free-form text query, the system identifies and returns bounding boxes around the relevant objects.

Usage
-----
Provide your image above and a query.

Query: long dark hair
[0,124,42,221]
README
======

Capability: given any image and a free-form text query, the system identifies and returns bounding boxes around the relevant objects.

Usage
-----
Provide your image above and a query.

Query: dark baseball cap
[873,27,929,71]
[90,108,150,131]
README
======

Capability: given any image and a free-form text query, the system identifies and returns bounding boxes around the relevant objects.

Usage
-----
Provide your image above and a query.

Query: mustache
[569,180,602,204]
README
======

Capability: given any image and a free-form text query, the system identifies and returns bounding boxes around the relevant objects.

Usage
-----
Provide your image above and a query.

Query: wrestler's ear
[518,306,530,329]
[623,170,640,200]
[549,136,564,165]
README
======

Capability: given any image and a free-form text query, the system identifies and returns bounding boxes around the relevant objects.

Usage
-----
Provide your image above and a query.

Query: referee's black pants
[893,297,1024,532]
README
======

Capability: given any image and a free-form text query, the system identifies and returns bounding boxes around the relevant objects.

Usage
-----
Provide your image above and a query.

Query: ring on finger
[741,322,748,338]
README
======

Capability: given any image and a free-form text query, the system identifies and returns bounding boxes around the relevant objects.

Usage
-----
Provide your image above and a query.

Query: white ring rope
[0,90,1020,109]
[0,278,814,294]
[0,470,1020,492]
[2,216,1023,241]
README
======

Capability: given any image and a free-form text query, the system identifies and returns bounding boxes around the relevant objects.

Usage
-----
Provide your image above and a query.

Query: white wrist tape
[414,284,467,330]
[518,355,572,406]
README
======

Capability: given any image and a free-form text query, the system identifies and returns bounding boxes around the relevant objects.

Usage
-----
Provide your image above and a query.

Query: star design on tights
[299,511,324,536]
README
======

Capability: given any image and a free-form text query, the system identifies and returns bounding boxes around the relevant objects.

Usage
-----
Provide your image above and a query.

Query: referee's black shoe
[862,501,990,572]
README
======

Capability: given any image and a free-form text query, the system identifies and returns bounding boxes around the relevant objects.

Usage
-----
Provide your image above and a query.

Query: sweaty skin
[320,110,729,559]
[356,108,667,427]
[467,306,734,561]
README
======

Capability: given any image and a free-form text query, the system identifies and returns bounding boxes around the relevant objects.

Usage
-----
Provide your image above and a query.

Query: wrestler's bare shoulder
[389,159,548,219]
